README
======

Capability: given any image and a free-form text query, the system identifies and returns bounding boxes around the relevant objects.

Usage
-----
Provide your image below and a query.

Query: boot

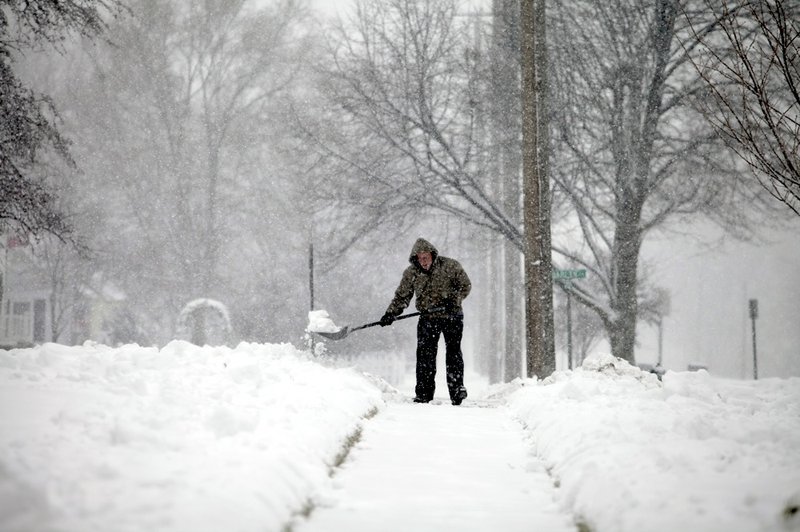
[451,386,468,406]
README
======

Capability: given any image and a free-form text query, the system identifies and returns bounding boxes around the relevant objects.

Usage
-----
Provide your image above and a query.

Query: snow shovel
[314,307,444,341]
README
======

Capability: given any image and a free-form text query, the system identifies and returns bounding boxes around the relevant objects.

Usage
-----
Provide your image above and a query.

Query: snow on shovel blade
[307,310,355,340]
[314,325,352,340]
[310,308,436,341]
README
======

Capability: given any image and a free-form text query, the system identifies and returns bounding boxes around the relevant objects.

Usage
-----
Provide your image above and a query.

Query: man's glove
[379,313,396,327]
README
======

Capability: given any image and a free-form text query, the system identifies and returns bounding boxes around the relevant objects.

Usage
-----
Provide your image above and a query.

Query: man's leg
[442,314,466,402]
[415,317,441,401]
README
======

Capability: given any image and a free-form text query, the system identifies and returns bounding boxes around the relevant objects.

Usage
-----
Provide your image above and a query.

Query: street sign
[553,269,586,280]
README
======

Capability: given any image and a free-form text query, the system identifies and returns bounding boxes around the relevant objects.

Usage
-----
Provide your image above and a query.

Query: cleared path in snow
[293,401,577,532]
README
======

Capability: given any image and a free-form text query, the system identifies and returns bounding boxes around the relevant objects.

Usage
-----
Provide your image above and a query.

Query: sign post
[553,269,587,369]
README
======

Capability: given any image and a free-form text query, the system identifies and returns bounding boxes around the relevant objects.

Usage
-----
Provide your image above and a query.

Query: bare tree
[36,238,89,341]
[97,0,306,294]
[182,0,309,293]
[303,0,519,254]
[302,0,778,367]
[544,0,776,364]
[293,0,540,377]
[0,0,125,242]
[684,0,800,215]
[53,0,310,342]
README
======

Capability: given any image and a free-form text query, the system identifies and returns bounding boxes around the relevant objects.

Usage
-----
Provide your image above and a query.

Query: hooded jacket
[385,238,471,318]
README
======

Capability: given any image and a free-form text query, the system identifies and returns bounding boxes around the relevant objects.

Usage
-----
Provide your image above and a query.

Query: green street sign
[553,269,586,280]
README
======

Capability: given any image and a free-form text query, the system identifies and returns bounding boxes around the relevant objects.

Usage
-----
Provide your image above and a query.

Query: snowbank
[505,354,800,532]
[0,341,382,532]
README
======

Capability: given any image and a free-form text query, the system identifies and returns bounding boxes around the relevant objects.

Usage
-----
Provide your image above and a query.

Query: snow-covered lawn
[0,342,382,532]
[0,342,798,532]
[504,356,800,532]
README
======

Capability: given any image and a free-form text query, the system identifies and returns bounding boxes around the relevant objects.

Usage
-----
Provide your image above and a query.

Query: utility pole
[457,9,504,383]
[491,0,524,382]
[521,0,555,378]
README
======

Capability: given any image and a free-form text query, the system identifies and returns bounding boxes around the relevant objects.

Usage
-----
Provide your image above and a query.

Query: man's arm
[454,261,471,305]
[441,260,471,313]
[385,267,416,316]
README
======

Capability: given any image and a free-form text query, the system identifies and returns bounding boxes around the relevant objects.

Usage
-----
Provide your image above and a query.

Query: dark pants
[415,314,465,401]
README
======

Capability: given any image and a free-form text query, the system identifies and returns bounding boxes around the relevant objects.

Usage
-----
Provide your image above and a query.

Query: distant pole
[657,316,663,366]
[309,240,315,312]
[749,299,758,379]
[308,239,317,354]
[566,288,573,370]
[653,288,670,368]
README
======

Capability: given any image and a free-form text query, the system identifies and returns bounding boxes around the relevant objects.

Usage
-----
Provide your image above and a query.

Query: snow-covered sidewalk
[293,401,576,532]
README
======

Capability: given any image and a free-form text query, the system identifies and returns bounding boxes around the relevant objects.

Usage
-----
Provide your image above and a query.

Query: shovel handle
[352,306,446,333]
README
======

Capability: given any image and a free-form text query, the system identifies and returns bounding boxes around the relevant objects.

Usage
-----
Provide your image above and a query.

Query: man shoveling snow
[379,238,471,406]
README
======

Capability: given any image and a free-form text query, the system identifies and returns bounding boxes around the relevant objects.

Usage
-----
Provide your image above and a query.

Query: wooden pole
[521,0,555,378]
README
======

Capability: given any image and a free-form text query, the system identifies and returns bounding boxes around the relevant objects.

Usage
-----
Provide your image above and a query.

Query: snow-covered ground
[503,356,800,532]
[0,342,382,532]
[0,342,798,532]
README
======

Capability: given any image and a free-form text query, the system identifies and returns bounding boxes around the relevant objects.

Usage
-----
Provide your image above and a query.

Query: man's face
[417,251,433,271]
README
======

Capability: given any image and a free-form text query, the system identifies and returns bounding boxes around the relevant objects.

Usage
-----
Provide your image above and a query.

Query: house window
[10,302,31,341]
[33,299,46,343]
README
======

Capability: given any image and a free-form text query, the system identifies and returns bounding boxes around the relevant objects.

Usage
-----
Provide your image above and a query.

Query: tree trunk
[203,140,220,296]
[608,203,643,364]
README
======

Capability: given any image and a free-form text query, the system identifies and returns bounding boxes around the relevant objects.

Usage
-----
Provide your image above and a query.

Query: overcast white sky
[310,0,351,18]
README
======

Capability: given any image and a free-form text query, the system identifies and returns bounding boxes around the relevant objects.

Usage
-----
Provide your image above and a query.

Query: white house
[1,238,125,348]
[1,240,49,347]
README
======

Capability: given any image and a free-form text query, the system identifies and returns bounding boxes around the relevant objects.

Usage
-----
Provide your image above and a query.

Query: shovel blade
[314,326,351,340]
